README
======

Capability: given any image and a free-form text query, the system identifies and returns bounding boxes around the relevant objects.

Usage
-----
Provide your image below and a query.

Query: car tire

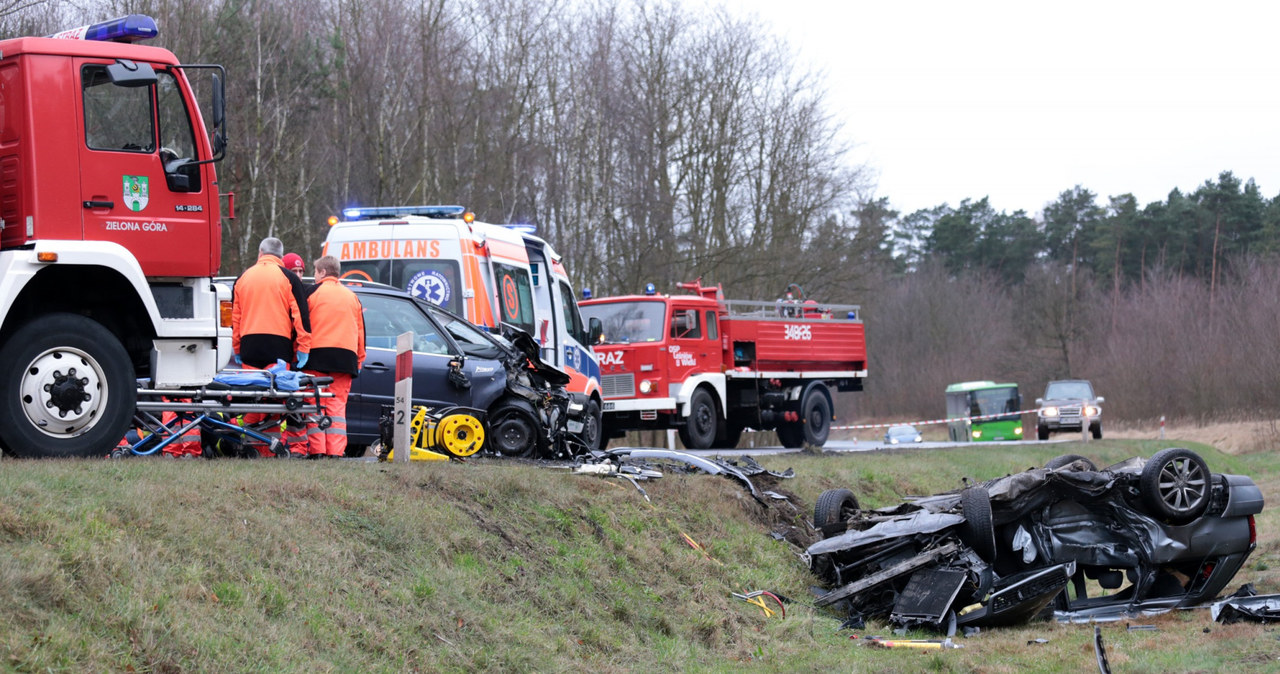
[487,398,542,458]
[1139,447,1210,524]
[0,313,135,458]
[800,387,831,447]
[813,488,860,538]
[1037,424,1050,441]
[1045,454,1097,471]
[682,388,718,450]
[1091,423,1102,440]
[959,487,997,563]
[776,423,804,449]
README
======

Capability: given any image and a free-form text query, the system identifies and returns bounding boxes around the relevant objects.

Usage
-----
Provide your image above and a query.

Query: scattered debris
[1093,626,1112,674]
[1027,638,1049,645]
[1212,593,1280,624]
[733,591,786,619]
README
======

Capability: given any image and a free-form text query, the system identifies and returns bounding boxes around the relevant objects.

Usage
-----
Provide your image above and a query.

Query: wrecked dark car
[347,283,591,458]
[805,448,1264,628]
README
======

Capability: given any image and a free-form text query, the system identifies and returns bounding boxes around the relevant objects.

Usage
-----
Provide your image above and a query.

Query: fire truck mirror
[589,317,603,345]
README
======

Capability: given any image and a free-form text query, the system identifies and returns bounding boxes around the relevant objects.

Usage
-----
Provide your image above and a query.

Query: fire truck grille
[602,373,635,398]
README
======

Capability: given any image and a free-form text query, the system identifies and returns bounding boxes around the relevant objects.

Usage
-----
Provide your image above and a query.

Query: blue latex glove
[233,353,241,366]
[295,350,309,369]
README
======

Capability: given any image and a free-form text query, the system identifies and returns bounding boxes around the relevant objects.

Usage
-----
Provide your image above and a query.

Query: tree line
[8,0,1280,426]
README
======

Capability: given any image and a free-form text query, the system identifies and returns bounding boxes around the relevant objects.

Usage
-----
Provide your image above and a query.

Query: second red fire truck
[579,280,867,449]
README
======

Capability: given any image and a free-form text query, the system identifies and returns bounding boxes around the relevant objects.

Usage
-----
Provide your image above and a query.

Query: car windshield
[580,300,666,344]
[422,302,506,359]
[1045,381,1093,399]
[887,426,917,436]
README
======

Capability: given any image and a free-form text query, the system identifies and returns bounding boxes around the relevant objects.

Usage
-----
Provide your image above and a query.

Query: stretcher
[116,371,334,458]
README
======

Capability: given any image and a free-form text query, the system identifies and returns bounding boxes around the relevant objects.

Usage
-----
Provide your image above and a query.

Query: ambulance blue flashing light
[341,205,466,221]
[505,223,537,234]
[50,15,159,43]
[582,288,592,299]
[644,283,657,296]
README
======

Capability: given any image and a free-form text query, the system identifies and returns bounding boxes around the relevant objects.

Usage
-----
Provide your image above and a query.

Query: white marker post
[394,332,413,463]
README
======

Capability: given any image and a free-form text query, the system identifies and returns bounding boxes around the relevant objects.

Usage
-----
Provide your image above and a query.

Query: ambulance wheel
[800,388,831,447]
[0,313,135,458]
[681,388,718,450]
[578,399,603,451]
[487,398,540,458]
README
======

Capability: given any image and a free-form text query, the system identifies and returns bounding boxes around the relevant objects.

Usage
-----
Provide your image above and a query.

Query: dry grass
[0,438,1277,672]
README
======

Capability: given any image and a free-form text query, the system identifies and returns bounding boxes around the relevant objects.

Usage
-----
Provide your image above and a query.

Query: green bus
[944,381,1023,442]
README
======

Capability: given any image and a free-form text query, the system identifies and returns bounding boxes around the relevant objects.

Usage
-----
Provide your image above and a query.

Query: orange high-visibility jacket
[304,276,366,375]
[232,255,312,368]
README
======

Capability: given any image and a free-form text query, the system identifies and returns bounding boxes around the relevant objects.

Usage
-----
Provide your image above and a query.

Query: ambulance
[321,205,603,449]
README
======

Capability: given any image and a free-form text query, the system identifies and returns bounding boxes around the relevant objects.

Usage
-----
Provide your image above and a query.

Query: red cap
[282,253,305,273]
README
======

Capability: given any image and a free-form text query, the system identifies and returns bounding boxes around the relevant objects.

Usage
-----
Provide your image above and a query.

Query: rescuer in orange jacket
[298,255,366,458]
[232,237,312,456]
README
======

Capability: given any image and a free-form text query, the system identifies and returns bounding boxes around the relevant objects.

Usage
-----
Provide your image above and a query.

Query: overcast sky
[698,0,1280,217]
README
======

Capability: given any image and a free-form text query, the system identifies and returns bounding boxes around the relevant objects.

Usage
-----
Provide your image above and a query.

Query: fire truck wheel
[800,388,831,447]
[487,398,540,458]
[776,423,804,449]
[681,388,718,449]
[716,420,744,449]
[0,313,135,458]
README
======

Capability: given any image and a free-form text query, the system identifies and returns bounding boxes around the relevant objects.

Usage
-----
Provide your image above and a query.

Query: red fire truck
[0,16,230,457]
[579,280,867,449]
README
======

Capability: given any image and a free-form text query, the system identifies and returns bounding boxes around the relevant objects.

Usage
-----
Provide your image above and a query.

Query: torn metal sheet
[576,447,792,503]
[805,449,1264,629]
[1211,593,1280,623]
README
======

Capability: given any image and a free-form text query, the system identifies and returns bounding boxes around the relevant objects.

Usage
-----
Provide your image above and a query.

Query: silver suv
[1036,380,1103,440]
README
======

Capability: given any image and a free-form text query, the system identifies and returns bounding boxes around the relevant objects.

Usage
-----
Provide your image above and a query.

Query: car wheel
[682,388,718,449]
[1037,424,1050,441]
[0,313,135,458]
[1139,447,1210,524]
[1045,454,1097,471]
[813,488,860,538]
[800,387,831,447]
[776,423,804,449]
[1091,423,1102,440]
[578,399,603,451]
[487,398,541,458]
[959,487,997,563]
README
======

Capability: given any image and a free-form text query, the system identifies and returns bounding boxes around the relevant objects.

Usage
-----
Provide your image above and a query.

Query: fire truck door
[78,61,212,278]
[667,306,709,384]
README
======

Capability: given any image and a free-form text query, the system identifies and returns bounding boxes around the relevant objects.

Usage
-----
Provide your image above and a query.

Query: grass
[0,438,1277,672]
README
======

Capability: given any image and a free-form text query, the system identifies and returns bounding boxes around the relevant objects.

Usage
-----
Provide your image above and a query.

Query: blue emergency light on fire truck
[0,15,230,458]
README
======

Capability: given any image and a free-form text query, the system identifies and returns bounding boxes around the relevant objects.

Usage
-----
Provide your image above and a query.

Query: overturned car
[805,449,1264,628]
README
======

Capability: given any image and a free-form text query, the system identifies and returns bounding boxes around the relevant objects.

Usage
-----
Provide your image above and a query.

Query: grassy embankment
[2,439,1279,673]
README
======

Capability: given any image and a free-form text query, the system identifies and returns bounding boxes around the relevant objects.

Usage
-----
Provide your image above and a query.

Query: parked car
[344,283,590,458]
[805,448,1263,628]
[884,424,923,445]
[1036,379,1104,440]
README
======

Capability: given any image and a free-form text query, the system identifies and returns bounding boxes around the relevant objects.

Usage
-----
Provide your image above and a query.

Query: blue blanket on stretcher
[213,359,303,391]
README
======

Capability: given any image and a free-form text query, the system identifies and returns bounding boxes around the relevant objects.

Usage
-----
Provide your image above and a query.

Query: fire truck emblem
[122,175,149,211]
[407,270,451,306]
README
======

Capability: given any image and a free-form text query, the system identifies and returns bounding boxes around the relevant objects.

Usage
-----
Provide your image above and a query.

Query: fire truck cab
[580,280,867,450]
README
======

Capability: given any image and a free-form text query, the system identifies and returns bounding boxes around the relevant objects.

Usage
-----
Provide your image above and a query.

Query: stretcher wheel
[317,415,332,430]
[285,397,302,411]
[435,414,485,458]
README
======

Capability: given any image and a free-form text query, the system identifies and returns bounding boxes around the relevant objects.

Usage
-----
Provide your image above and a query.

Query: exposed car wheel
[487,398,541,458]
[800,387,831,447]
[0,313,135,458]
[681,388,718,449]
[776,423,804,449]
[1140,448,1210,524]
[1037,424,1050,441]
[1045,454,1097,471]
[813,488,860,538]
[959,487,997,563]
[578,399,603,451]
[1091,423,1102,440]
